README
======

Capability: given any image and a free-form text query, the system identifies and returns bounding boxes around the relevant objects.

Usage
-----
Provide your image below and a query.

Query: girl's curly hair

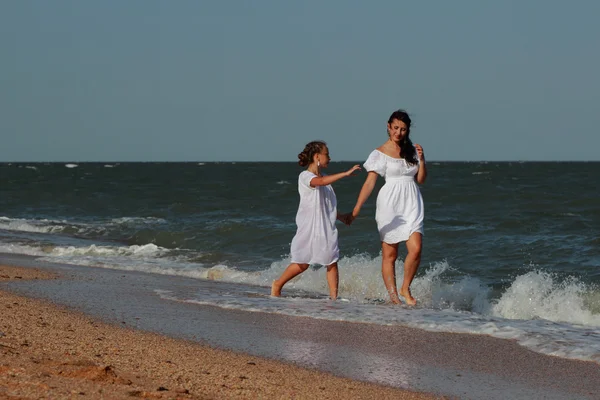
[298,140,326,167]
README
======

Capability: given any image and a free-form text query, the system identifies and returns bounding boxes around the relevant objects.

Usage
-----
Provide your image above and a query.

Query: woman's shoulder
[368,145,389,157]
[374,144,401,159]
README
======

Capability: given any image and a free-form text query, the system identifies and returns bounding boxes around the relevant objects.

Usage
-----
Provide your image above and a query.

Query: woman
[351,110,427,305]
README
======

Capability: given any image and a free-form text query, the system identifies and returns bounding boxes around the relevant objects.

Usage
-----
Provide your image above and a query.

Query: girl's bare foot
[399,288,417,306]
[271,280,282,297]
[388,290,402,305]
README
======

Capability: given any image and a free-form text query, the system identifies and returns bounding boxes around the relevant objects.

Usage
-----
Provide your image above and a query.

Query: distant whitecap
[104,164,115,168]
[65,163,78,168]
[197,162,205,166]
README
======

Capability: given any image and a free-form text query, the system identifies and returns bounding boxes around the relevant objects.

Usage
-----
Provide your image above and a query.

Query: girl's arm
[310,165,361,187]
[351,171,379,218]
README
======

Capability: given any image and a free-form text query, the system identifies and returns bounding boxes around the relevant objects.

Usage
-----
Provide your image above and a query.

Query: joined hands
[338,213,357,226]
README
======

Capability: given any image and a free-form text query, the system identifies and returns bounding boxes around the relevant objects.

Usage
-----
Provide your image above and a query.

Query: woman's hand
[348,213,357,225]
[415,144,425,161]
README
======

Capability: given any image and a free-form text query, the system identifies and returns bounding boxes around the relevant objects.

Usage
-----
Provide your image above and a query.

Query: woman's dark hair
[388,109,418,165]
[298,141,326,167]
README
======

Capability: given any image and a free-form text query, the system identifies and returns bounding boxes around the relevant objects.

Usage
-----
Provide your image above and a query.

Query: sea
[1,161,599,363]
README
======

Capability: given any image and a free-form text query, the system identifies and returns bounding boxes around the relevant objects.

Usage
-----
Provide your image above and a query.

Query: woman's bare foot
[399,287,417,306]
[271,280,282,297]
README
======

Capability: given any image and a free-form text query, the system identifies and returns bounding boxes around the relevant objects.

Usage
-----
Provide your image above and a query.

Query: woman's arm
[415,144,427,184]
[351,171,379,218]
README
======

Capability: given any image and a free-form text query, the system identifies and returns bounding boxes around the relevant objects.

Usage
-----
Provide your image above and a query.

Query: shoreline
[0,264,438,399]
[1,258,599,399]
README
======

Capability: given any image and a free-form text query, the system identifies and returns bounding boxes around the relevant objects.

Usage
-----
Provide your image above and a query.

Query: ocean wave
[155,258,600,364]
[109,217,167,225]
[0,215,168,238]
[2,237,599,363]
[0,217,68,234]
[492,271,600,326]
[3,231,597,329]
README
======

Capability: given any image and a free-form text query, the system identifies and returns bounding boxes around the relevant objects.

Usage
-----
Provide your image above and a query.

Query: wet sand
[1,258,599,399]
[0,264,439,399]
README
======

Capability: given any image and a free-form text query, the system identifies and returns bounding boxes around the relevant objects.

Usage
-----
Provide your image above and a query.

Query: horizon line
[1,160,599,163]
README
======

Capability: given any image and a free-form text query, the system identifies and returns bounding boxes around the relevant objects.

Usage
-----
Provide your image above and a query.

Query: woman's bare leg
[326,262,339,300]
[381,242,401,304]
[399,232,422,306]
[271,263,309,296]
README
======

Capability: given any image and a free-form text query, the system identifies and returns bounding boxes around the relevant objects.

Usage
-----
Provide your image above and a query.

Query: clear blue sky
[2,1,599,162]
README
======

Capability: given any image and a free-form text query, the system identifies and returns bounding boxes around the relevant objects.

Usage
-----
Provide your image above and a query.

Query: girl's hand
[415,144,425,161]
[338,213,353,226]
[346,165,361,177]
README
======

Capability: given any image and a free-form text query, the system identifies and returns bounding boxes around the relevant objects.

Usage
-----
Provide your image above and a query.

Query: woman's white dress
[364,150,424,244]
[290,171,339,266]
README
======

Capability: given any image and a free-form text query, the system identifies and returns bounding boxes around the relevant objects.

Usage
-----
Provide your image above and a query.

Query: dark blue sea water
[1,161,599,363]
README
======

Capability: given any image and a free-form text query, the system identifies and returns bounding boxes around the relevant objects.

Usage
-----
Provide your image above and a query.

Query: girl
[271,141,360,300]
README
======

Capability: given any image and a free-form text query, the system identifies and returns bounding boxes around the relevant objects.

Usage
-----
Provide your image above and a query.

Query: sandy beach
[0,264,439,399]
[1,258,599,400]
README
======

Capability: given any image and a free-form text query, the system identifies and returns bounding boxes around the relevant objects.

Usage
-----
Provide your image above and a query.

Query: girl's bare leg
[381,242,401,304]
[326,262,339,300]
[271,263,309,296]
[399,232,422,306]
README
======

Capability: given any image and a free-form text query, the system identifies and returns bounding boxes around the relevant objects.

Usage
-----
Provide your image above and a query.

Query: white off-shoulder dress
[289,171,339,266]
[363,150,424,244]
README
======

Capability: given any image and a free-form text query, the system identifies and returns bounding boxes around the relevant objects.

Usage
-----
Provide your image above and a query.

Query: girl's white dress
[290,171,339,266]
[364,150,424,244]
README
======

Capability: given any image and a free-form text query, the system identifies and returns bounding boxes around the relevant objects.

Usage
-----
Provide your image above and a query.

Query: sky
[1,1,599,162]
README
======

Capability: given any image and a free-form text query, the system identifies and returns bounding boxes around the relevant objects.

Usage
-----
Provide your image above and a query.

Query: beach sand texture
[0,265,439,399]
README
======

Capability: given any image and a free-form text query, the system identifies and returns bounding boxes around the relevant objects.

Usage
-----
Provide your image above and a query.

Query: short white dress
[290,171,339,266]
[364,150,424,244]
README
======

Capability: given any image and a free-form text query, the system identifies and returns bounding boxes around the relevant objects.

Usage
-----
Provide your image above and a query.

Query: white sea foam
[152,257,600,363]
[109,217,167,225]
[0,216,167,237]
[2,226,597,331]
[65,163,78,168]
[0,217,67,234]
[491,271,600,326]
[2,237,598,363]
[49,243,166,257]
